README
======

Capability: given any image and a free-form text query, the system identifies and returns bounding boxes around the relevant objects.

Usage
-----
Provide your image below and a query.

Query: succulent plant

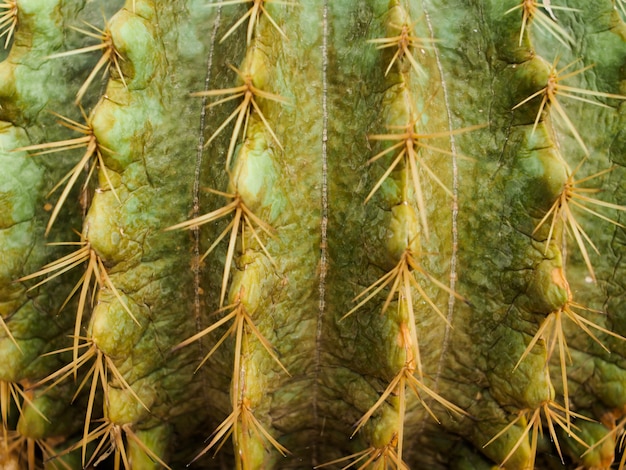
[1,0,626,469]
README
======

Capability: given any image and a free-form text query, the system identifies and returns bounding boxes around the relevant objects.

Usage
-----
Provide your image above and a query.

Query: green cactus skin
[0,0,625,468]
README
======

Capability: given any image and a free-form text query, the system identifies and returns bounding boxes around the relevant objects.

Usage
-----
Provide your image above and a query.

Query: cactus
[1,0,625,468]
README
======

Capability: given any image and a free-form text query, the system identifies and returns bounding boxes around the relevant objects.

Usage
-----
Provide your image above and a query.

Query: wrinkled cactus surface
[1,0,626,468]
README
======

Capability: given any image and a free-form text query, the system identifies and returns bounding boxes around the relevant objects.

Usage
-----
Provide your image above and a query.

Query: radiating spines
[343,144,468,465]
[14,108,120,236]
[172,295,288,377]
[343,248,465,369]
[51,418,171,470]
[173,288,290,464]
[484,400,591,469]
[369,22,437,79]
[315,435,408,470]
[189,397,289,466]
[0,381,44,449]
[515,295,626,423]
[166,189,275,307]
[174,27,287,466]
[513,57,626,155]
[32,341,151,468]
[532,161,626,283]
[340,247,468,460]
[493,3,626,466]
[207,0,293,44]
[17,237,140,381]
[505,1,579,48]
[0,1,16,49]
[368,4,438,80]
[331,320,466,470]
[178,2,289,465]
[584,413,626,469]
[168,172,286,466]
[500,129,626,466]
[366,120,483,240]
[328,5,473,466]
[192,64,288,170]
[0,430,74,470]
[47,18,126,106]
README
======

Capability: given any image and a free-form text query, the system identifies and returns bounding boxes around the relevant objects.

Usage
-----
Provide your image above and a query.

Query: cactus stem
[504,1,578,48]
[0,318,19,354]
[47,21,126,106]
[368,20,437,78]
[2,1,625,467]
[0,1,16,49]
[15,109,119,235]
[207,0,291,44]
[122,423,172,470]
[532,161,626,282]
[191,64,288,170]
